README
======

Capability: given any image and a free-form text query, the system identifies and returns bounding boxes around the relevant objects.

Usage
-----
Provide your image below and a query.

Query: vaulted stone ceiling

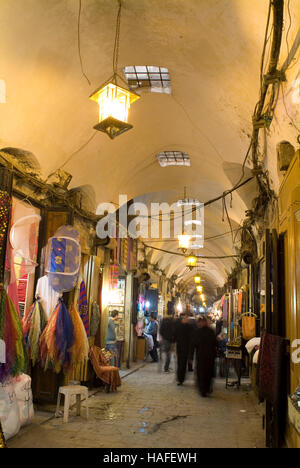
[0,0,299,300]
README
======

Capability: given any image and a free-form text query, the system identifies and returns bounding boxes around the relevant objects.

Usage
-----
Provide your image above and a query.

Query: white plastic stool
[55,385,89,423]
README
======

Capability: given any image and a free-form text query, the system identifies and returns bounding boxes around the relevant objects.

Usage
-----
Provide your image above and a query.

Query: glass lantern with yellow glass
[186,254,197,270]
[194,274,201,284]
[90,81,140,139]
[178,233,192,253]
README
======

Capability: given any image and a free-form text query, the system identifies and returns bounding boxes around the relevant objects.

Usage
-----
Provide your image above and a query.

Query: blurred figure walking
[159,310,175,372]
[194,317,217,397]
[174,313,193,385]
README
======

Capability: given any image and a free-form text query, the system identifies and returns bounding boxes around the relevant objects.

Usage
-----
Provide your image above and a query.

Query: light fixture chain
[113,0,122,76]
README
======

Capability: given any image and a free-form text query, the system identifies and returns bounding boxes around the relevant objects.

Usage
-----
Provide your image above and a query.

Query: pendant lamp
[178,234,192,253]
[186,254,197,270]
[90,0,140,139]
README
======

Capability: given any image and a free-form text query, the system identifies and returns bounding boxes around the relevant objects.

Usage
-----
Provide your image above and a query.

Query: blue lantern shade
[45,225,81,293]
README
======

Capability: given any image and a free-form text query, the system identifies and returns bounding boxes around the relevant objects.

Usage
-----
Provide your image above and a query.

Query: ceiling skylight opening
[157,151,190,168]
[123,66,171,94]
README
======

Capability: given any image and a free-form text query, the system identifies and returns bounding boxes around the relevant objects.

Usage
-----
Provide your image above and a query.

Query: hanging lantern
[194,275,201,284]
[200,293,205,302]
[90,82,140,139]
[178,234,192,253]
[186,254,197,270]
[196,285,203,293]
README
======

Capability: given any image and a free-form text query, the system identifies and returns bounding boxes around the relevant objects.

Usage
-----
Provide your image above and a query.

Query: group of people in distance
[158,311,217,397]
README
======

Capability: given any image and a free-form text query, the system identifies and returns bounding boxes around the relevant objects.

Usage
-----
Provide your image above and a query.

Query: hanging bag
[242,315,256,340]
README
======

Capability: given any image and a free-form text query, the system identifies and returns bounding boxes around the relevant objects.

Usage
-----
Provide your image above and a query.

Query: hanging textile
[237,291,243,315]
[122,239,128,271]
[35,275,61,320]
[257,332,285,405]
[0,191,11,282]
[22,299,48,366]
[0,288,28,382]
[242,315,256,340]
[68,306,89,367]
[40,299,74,374]
[45,225,81,293]
[90,303,100,337]
[78,281,89,337]
[222,298,228,321]
[109,265,119,289]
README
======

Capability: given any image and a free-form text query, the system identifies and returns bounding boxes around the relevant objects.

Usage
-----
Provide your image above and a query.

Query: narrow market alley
[0,0,300,453]
[7,363,264,449]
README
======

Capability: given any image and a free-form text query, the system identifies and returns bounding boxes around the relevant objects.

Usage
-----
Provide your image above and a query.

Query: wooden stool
[55,385,89,423]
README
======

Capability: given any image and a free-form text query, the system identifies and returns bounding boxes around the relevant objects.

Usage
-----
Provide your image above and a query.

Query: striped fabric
[78,280,89,337]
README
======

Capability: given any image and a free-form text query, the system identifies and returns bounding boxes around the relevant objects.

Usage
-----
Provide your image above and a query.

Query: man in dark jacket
[194,317,217,397]
[174,313,193,385]
[159,311,175,372]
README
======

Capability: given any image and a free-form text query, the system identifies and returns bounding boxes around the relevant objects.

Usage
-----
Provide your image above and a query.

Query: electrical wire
[143,243,238,260]
[140,227,242,243]
[77,0,91,86]
[45,132,98,182]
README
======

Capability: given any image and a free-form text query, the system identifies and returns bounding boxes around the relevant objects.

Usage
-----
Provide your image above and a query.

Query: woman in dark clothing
[194,318,217,397]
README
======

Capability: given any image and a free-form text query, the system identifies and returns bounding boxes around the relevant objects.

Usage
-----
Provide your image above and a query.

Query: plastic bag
[0,379,21,440]
[13,374,34,427]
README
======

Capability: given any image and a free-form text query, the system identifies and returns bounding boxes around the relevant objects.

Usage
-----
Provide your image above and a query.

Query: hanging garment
[40,299,74,374]
[35,275,61,319]
[0,289,28,383]
[222,299,229,321]
[22,299,48,366]
[45,225,81,293]
[90,303,100,337]
[242,315,256,340]
[68,306,89,367]
[257,332,285,405]
[109,265,119,290]
[238,292,243,315]
[78,281,89,337]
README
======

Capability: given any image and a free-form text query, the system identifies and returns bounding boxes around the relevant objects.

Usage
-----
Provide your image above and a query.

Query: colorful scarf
[0,288,28,382]
[40,299,74,374]
[22,299,48,366]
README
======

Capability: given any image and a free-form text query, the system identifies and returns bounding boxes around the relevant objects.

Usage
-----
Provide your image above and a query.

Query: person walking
[159,310,175,372]
[187,313,197,372]
[194,317,217,397]
[174,313,193,385]
[146,313,159,362]
[106,309,119,354]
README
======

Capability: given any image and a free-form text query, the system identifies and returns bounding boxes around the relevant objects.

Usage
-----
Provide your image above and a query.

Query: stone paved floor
[7,360,265,448]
